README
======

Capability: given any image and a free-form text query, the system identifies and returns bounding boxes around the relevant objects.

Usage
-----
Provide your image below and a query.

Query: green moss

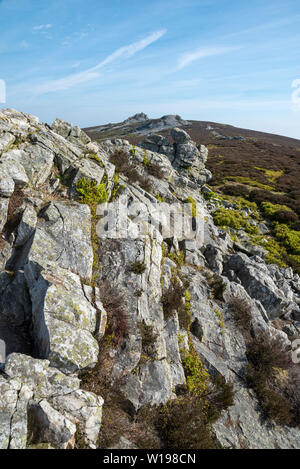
[76,178,108,207]
[203,190,222,201]
[156,194,165,203]
[167,250,185,266]
[226,176,274,191]
[181,336,210,397]
[215,308,225,331]
[143,151,150,166]
[245,222,259,235]
[213,207,248,230]
[87,152,104,167]
[274,223,300,255]
[261,202,293,219]
[110,173,124,200]
[185,196,197,217]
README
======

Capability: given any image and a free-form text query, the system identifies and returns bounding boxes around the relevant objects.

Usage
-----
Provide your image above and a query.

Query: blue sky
[1,0,300,138]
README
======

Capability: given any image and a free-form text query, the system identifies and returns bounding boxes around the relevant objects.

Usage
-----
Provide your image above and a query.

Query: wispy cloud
[33,24,52,31]
[177,46,241,69]
[36,29,166,94]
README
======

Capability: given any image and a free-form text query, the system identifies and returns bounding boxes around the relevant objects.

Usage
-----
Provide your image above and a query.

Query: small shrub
[207,274,226,301]
[274,224,300,255]
[161,281,184,320]
[139,322,157,359]
[167,250,185,266]
[261,202,293,219]
[246,332,295,426]
[110,172,125,200]
[147,162,164,179]
[273,210,298,224]
[131,261,146,274]
[154,396,216,449]
[222,184,250,198]
[110,150,152,193]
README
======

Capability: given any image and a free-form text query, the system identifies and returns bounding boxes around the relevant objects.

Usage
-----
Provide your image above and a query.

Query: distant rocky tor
[0,108,299,449]
[84,113,190,140]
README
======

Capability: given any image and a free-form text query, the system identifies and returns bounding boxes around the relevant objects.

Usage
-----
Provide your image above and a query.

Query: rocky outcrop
[140,127,212,186]
[0,108,299,449]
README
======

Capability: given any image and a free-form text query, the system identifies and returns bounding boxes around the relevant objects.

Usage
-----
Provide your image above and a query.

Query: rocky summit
[0,108,300,449]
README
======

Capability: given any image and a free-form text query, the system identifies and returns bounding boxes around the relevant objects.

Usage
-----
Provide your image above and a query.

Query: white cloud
[177,46,241,69]
[36,29,166,94]
[33,24,52,31]
[291,79,300,111]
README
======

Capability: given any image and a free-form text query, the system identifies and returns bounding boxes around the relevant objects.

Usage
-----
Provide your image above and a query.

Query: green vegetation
[213,206,249,230]
[143,152,150,166]
[261,202,293,219]
[226,176,274,191]
[76,178,108,207]
[246,333,299,426]
[166,250,185,267]
[274,223,300,255]
[131,261,147,274]
[181,337,210,397]
[76,177,108,286]
[254,167,283,184]
[87,152,104,166]
[110,173,124,200]
[156,194,165,203]
[185,196,197,217]
[146,335,234,449]
[139,322,158,361]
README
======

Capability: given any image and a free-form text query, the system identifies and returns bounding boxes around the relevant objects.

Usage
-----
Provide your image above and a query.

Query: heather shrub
[146,161,164,179]
[99,282,128,346]
[110,149,152,192]
[227,295,252,334]
[161,281,184,320]
[245,332,298,426]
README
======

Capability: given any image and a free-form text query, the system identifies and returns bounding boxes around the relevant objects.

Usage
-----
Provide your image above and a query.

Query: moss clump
[181,336,210,397]
[261,202,293,219]
[215,308,225,331]
[87,152,104,167]
[110,173,124,201]
[167,250,184,266]
[203,189,222,201]
[185,196,197,217]
[213,207,248,230]
[76,178,108,207]
[156,194,165,203]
